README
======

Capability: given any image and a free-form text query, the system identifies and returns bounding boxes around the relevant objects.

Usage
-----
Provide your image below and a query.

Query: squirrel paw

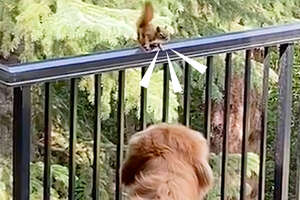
[140,45,153,52]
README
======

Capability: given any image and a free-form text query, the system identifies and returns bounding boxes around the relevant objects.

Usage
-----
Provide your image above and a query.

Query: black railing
[221,52,232,200]
[0,23,300,200]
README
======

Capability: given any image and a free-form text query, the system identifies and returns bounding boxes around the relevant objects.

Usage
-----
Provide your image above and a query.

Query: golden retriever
[121,124,213,200]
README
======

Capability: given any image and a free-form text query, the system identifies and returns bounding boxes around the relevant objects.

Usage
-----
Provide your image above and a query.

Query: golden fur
[121,124,213,200]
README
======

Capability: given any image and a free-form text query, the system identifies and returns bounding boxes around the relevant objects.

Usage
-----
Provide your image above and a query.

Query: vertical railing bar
[162,63,170,123]
[274,44,293,200]
[221,53,232,200]
[205,56,213,144]
[13,86,31,200]
[183,62,191,126]
[240,50,252,200]
[258,47,270,200]
[44,82,52,200]
[116,70,125,200]
[297,122,300,200]
[140,67,147,130]
[69,78,78,200]
[92,74,102,200]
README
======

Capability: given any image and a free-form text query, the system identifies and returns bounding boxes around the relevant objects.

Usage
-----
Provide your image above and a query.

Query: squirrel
[137,2,169,51]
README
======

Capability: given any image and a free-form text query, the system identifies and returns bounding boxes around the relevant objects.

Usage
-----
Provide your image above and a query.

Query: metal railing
[1,23,300,200]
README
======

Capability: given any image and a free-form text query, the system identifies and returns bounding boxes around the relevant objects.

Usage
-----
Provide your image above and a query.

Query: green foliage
[0,0,175,61]
[208,152,260,199]
[0,159,70,200]
[79,68,179,122]
[30,162,69,200]
[265,44,300,199]
[2,0,299,62]
[2,0,300,199]
[0,158,12,200]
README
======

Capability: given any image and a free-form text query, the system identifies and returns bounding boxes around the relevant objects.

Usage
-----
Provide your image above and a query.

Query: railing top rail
[1,23,300,86]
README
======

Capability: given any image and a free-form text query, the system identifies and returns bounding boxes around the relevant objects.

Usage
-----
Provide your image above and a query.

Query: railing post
[296,65,300,200]
[13,86,31,200]
[274,44,293,200]
[183,62,191,126]
[92,74,102,200]
[44,83,52,200]
[116,70,125,200]
[69,78,78,200]
[221,53,232,200]
[240,50,252,200]
[140,67,148,130]
[162,63,170,123]
[258,47,270,200]
[297,113,300,200]
[204,56,213,144]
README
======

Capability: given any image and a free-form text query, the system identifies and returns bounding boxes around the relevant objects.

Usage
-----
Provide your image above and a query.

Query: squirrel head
[155,26,169,42]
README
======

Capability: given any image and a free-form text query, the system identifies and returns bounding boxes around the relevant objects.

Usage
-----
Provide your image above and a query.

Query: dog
[121,124,213,200]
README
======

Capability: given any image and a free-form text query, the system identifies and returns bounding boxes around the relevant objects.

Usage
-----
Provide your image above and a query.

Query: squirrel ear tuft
[156,26,161,32]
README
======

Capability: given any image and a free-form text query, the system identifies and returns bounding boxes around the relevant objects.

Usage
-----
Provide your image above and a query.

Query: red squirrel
[137,2,169,51]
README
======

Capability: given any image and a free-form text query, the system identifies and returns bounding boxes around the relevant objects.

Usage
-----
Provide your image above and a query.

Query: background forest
[0,0,300,199]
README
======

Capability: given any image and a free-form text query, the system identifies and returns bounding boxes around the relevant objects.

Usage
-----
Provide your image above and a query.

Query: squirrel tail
[138,1,153,27]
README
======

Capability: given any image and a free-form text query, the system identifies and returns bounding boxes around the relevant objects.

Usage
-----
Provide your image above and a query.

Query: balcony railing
[0,23,300,200]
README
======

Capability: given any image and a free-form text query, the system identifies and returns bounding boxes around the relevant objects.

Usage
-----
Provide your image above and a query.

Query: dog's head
[121,124,213,198]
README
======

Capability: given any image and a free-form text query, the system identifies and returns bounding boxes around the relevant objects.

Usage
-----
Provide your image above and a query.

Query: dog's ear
[193,159,213,188]
[121,151,150,185]
[121,134,150,186]
[190,135,214,191]
[121,126,166,185]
